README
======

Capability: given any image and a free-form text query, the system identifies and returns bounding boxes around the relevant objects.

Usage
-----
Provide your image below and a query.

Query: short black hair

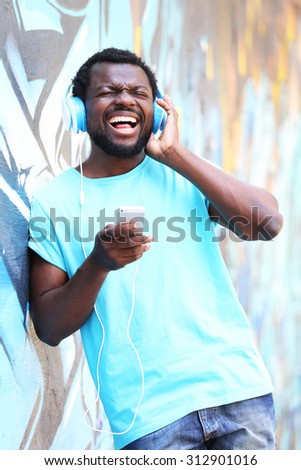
[72,47,158,101]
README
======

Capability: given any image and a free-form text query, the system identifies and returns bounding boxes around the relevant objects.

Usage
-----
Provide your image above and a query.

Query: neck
[77,144,146,178]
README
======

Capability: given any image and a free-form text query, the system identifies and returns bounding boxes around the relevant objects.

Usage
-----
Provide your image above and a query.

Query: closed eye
[95,90,114,97]
[133,90,149,98]
[93,85,151,99]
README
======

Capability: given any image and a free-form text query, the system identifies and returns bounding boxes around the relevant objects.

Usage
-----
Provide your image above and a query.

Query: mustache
[104,105,143,121]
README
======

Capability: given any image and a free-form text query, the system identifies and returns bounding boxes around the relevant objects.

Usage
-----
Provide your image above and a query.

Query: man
[29,48,283,450]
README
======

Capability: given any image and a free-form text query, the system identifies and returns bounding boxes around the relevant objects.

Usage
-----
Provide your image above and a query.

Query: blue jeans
[122,394,276,450]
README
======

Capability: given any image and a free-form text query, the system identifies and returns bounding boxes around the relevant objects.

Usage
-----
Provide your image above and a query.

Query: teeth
[109,116,137,124]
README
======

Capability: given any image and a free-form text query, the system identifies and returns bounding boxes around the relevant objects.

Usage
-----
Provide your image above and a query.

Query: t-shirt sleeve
[28,196,67,273]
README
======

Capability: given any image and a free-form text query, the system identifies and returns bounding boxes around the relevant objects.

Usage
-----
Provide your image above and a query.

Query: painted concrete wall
[0,0,300,450]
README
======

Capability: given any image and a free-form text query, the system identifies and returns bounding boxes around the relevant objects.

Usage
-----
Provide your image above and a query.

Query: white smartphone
[117,206,145,232]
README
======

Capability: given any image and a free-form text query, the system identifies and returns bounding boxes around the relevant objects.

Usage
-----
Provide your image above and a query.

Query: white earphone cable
[79,159,144,435]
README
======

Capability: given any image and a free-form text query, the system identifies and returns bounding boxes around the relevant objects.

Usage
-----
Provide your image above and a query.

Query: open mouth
[108,115,138,130]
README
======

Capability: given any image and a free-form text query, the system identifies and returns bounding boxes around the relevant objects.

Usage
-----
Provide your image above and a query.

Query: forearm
[31,254,108,346]
[30,223,152,346]
[161,143,283,240]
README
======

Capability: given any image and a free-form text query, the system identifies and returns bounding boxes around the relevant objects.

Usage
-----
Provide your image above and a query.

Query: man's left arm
[146,95,283,241]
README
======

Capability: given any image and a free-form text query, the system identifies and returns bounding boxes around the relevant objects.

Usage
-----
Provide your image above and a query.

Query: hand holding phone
[117,206,145,232]
[92,206,149,271]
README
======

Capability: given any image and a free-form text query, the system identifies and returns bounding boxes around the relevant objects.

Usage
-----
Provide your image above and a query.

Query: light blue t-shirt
[28,156,273,449]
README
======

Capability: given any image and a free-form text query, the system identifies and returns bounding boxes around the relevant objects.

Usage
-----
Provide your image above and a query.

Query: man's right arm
[29,223,152,346]
[29,250,109,346]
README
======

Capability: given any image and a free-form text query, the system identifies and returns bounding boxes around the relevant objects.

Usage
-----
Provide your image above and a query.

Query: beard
[87,114,153,158]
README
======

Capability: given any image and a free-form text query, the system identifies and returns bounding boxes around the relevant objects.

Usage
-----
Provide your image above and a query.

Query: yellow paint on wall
[229,117,241,174]
[176,106,182,132]
[257,19,266,35]
[271,82,281,111]
[134,25,142,56]
[246,0,255,25]
[244,27,253,51]
[277,43,288,82]
[206,44,215,80]
[286,4,296,42]
[254,0,262,14]
[238,40,247,77]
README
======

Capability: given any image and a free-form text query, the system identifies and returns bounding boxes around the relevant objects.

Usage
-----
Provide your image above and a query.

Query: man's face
[85,62,154,158]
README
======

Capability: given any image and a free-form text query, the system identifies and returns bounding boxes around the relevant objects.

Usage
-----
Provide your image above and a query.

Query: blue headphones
[62,84,167,135]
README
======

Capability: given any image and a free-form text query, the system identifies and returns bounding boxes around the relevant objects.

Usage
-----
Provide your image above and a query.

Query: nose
[114,90,135,107]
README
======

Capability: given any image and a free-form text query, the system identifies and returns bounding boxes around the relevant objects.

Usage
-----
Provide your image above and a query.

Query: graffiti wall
[0,0,300,450]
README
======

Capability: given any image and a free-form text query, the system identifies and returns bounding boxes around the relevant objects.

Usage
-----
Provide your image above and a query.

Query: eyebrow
[94,84,150,92]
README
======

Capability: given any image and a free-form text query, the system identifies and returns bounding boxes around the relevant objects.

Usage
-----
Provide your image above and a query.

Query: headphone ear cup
[153,88,167,135]
[62,87,87,133]
[153,101,167,135]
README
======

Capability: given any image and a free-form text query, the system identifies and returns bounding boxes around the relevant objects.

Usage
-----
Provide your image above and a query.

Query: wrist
[87,250,111,276]
[161,143,186,168]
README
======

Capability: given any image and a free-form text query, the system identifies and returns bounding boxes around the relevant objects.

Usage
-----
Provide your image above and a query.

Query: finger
[113,235,153,250]
[156,94,174,109]
[162,93,173,103]
[104,221,143,238]
[148,133,156,143]
[117,243,152,261]
[104,224,152,244]
[99,223,132,243]
[156,98,178,125]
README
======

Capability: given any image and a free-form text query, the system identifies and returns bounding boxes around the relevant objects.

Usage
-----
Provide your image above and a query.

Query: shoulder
[145,156,202,193]
[32,168,78,205]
